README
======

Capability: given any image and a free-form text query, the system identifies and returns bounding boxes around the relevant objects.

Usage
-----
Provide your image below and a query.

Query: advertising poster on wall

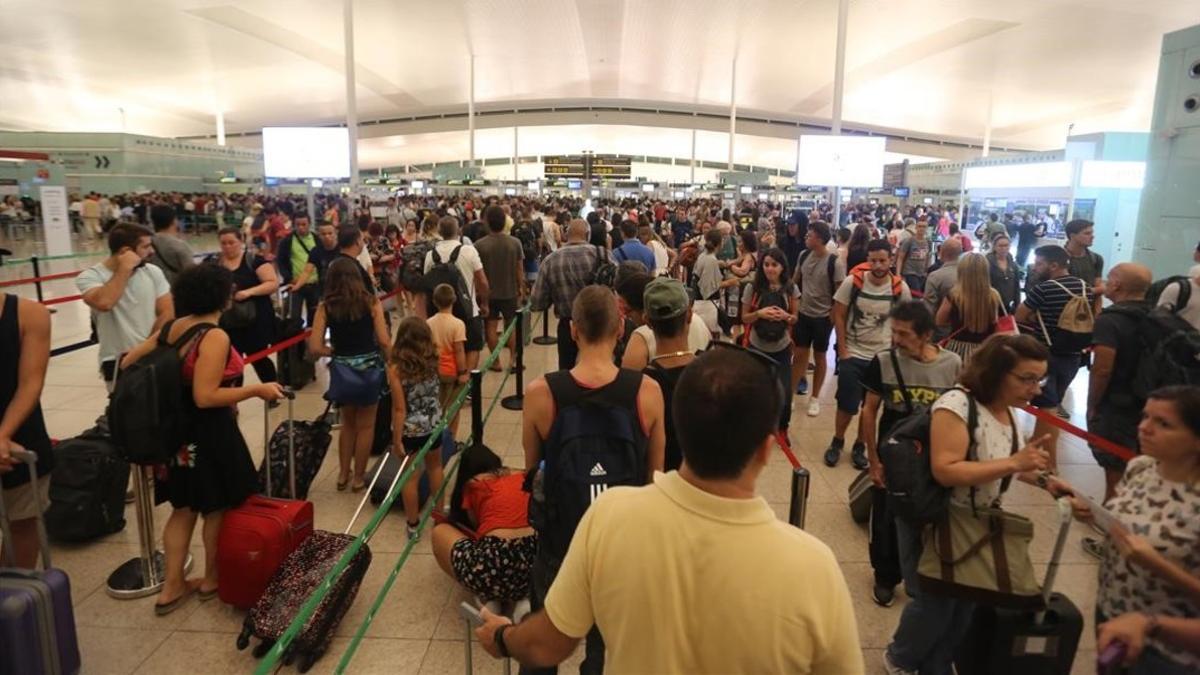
[39,185,72,257]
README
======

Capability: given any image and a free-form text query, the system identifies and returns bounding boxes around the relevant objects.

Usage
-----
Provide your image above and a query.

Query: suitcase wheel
[252,639,275,659]
[236,632,250,651]
[296,650,316,673]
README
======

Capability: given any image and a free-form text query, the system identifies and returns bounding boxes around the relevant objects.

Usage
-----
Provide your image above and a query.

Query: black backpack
[587,245,618,288]
[749,287,790,343]
[1148,275,1192,314]
[511,222,540,263]
[881,382,1007,524]
[45,417,129,542]
[796,249,836,294]
[399,239,435,291]
[423,244,473,323]
[107,321,215,465]
[1107,304,1200,401]
[526,369,647,561]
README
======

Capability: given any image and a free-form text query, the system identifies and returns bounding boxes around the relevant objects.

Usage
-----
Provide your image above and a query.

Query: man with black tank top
[519,286,665,675]
[640,277,697,472]
[0,293,54,568]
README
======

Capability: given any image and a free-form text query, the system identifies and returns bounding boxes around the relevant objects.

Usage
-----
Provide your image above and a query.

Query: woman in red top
[121,264,285,615]
[431,442,536,611]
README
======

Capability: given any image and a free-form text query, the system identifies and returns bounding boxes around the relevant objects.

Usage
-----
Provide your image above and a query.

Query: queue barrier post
[500,307,526,411]
[30,255,45,304]
[531,308,556,346]
[788,467,810,530]
[470,369,484,442]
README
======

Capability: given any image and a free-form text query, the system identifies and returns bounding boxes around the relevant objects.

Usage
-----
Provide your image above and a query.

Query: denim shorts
[835,356,872,414]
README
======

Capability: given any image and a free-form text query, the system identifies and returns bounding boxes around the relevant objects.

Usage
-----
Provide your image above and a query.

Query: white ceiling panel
[0,0,1195,150]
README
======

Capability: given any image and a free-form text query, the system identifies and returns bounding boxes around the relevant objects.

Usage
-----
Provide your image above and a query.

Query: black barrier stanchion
[30,255,44,304]
[788,467,810,529]
[470,369,484,441]
[531,307,556,345]
[500,307,526,411]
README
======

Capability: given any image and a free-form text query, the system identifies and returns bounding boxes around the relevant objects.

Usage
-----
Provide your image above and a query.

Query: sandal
[154,589,193,616]
[351,477,368,492]
[336,472,350,492]
[187,579,219,602]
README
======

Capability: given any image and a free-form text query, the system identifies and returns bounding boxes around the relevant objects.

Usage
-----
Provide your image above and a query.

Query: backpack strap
[826,254,836,290]
[156,319,179,346]
[796,250,811,292]
[996,408,1020,499]
[432,246,445,265]
[167,321,219,350]
[888,349,915,417]
[449,244,463,264]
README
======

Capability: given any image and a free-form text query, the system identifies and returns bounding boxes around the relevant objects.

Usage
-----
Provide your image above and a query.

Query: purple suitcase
[0,448,81,675]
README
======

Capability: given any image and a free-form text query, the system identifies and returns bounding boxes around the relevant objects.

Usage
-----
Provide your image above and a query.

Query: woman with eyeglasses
[885,334,1068,675]
[740,248,799,434]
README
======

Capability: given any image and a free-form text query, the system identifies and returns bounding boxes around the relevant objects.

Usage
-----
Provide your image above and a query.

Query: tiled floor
[4,232,1105,674]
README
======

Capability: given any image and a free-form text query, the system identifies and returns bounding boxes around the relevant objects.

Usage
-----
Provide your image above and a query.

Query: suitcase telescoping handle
[262,387,297,498]
[0,445,53,570]
[1038,497,1074,615]
[345,451,411,536]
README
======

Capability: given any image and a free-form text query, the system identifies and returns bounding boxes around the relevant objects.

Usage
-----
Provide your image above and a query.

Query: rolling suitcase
[954,497,1084,675]
[370,389,392,456]
[0,447,82,675]
[256,397,332,500]
[847,469,872,524]
[237,454,412,673]
[218,393,315,610]
[276,290,315,390]
[368,429,457,507]
[44,419,129,542]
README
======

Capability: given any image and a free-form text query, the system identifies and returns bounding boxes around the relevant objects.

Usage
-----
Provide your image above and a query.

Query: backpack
[399,239,435,291]
[526,369,647,561]
[1036,277,1094,352]
[1107,304,1200,401]
[1147,275,1192,314]
[796,249,836,294]
[45,417,129,542]
[846,263,904,327]
[587,245,618,288]
[107,321,215,465]
[422,244,473,323]
[511,223,539,263]
[880,384,1011,524]
[749,287,790,343]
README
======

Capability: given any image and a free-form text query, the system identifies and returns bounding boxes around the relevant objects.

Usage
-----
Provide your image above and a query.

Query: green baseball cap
[643,277,688,321]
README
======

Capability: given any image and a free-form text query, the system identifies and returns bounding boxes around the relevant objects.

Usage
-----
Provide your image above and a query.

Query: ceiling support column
[728,57,737,172]
[830,0,850,229]
[343,0,359,190]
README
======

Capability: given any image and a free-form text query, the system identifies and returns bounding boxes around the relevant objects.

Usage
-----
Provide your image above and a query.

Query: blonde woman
[935,253,1004,364]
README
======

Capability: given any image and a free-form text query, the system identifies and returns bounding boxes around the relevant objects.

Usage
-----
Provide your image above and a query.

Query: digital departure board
[542,154,631,180]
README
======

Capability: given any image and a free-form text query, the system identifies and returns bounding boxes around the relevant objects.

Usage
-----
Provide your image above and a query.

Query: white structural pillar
[981,92,994,158]
[728,57,737,172]
[690,127,698,184]
[343,0,360,190]
[468,56,476,170]
[830,0,850,228]
[215,112,226,146]
[513,126,519,182]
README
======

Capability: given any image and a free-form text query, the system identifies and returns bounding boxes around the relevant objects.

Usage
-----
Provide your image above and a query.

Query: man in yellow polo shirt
[476,347,863,674]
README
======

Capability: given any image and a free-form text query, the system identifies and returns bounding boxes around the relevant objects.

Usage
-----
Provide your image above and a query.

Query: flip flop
[154,590,193,616]
[197,587,219,602]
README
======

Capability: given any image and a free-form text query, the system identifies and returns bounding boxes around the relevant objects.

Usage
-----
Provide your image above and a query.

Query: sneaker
[823,438,844,467]
[851,442,868,470]
[882,650,918,675]
[795,378,808,396]
[872,583,896,608]
[806,399,821,417]
[1081,536,1105,560]
[405,522,420,542]
[1055,405,1070,419]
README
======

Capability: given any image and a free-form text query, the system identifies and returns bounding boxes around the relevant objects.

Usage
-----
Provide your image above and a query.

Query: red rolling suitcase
[217,393,314,609]
[237,454,411,673]
[0,447,82,675]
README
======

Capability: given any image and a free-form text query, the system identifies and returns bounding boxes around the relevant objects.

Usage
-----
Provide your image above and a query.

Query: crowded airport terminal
[3,2,1200,674]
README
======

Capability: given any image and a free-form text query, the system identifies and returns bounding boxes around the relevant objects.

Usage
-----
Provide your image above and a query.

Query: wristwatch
[495,624,512,658]
[1144,612,1161,639]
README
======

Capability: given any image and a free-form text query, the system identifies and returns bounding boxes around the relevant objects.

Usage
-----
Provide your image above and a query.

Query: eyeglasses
[1010,372,1048,387]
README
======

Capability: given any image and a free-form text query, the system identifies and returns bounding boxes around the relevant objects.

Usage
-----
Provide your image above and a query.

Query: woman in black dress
[120,264,285,615]
[215,227,279,384]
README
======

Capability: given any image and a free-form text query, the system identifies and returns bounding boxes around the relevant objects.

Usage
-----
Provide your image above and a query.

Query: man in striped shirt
[1015,244,1096,468]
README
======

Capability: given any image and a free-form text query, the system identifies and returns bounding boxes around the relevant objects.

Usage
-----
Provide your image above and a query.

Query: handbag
[915,409,1043,609]
[220,299,257,330]
[994,303,1019,337]
[326,358,385,406]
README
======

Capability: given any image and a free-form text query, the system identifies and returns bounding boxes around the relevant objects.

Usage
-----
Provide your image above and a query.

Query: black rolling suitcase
[256,398,332,500]
[275,291,315,390]
[954,497,1083,675]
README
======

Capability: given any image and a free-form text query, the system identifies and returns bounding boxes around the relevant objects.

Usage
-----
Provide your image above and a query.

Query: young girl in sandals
[386,316,444,540]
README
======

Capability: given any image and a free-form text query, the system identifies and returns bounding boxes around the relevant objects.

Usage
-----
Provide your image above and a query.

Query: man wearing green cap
[620,276,710,371]
[638,277,701,472]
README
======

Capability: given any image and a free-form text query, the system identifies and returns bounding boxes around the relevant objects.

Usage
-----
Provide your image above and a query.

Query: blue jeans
[887,519,975,675]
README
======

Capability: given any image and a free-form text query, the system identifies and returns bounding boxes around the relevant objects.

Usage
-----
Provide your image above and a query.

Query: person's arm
[192,330,283,408]
[292,262,316,290]
[740,287,759,326]
[619,332,649,370]
[476,608,580,667]
[831,301,849,361]
[307,304,332,357]
[454,340,467,384]
[1014,300,1035,325]
[152,292,174,333]
[0,300,50,472]
[235,262,279,301]
[1099,613,1200,664]
[1108,525,1200,606]
[935,297,953,328]
[895,243,908,276]
[387,366,407,456]
[861,391,884,486]
[371,300,390,352]
[522,378,551,470]
[473,269,490,318]
[80,253,139,312]
[639,377,666,476]
[1087,344,1116,421]
[929,407,1049,487]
